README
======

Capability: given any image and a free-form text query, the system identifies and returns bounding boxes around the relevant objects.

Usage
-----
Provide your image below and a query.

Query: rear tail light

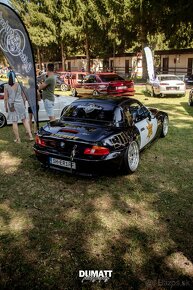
[160,83,169,86]
[84,145,110,156]
[35,135,46,147]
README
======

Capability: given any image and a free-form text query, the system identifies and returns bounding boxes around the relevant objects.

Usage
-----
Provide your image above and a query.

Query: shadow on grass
[0,116,193,289]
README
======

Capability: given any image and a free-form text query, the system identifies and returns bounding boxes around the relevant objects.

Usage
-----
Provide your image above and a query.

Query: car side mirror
[148,112,151,121]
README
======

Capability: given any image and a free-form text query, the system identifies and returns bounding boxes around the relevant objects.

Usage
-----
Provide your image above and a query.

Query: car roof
[72,96,140,107]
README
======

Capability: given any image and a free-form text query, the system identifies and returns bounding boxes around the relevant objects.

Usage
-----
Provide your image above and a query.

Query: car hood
[40,120,118,143]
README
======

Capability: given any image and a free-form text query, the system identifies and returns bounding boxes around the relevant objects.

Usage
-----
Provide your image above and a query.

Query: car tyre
[0,112,7,128]
[160,116,169,138]
[122,141,139,174]
[60,84,69,91]
[93,90,100,96]
[150,87,155,97]
[71,88,77,97]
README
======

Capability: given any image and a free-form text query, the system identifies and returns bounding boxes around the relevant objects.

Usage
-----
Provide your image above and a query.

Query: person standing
[4,73,33,143]
[7,66,16,83]
[27,80,41,134]
[38,63,56,121]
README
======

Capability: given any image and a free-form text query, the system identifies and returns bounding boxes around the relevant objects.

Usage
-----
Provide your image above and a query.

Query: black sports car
[34,97,169,176]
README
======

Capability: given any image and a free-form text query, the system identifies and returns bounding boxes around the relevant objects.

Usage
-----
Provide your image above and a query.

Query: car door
[81,75,98,94]
[128,102,158,149]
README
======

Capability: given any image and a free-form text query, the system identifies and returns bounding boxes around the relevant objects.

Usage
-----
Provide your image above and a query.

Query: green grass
[0,88,193,289]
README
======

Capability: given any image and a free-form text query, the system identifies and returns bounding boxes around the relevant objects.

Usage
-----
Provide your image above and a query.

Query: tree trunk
[37,47,41,72]
[85,33,90,73]
[61,42,66,71]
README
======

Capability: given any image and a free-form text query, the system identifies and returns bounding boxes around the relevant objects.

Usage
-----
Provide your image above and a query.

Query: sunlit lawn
[0,87,193,289]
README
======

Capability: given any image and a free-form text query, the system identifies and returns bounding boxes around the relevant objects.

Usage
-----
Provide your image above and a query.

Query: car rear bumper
[159,89,185,95]
[34,147,124,176]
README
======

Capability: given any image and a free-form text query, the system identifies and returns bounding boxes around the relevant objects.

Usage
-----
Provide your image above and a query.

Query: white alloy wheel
[60,84,69,91]
[127,141,139,172]
[161,116,169,137]
[93,90,100,96]
[71,88,77,97]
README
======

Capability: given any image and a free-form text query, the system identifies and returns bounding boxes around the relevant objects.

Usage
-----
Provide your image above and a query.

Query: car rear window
[99,74,124,82]
[61,102,115,123]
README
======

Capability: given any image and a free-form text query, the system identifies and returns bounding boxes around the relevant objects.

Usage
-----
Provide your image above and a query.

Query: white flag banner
[144,47,155,81]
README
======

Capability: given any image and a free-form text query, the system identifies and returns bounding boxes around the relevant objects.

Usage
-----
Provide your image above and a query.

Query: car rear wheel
[71,88,77,97]
[122,141,139,174]
[150,87,155,97]
[161,116,169,137]
[0,112,7,128]
[60,84,69,91]
[93,90,100,96]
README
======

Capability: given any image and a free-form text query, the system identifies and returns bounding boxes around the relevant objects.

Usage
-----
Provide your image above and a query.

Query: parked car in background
[188,88,193,106]
[146,74,186,97]
[184,74,193,87]
[71,72,135,97]
[56,71,88,91]
[34,96,168,176]
[0,92,78,128]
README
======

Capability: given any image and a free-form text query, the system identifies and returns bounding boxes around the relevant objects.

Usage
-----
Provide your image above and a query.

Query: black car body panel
[34,97,168,175]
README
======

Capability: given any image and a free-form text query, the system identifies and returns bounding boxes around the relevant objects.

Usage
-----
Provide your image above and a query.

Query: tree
[10,0,57,69]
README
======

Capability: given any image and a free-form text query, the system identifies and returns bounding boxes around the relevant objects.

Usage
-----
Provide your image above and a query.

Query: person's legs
[29,113,33,132]
[44,99,55,121]
[22,118,33,140]
[12,122,20,142]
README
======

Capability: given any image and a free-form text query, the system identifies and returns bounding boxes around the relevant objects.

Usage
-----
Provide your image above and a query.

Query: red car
[56,71,88,91]
[71,73,135,97]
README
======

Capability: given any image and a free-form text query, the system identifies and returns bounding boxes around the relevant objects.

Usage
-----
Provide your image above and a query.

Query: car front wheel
[71,88,77,97]
[0,112,7,128]
[122,141,139,174]
[161,116,169,137]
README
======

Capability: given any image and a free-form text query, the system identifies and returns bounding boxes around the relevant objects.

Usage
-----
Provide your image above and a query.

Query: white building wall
[160,53,193,75]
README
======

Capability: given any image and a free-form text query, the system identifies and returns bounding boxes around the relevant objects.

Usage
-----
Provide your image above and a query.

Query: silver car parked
[146,74,186,97]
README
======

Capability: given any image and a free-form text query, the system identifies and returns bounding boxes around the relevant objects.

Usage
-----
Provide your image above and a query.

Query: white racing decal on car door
[135,116,158,149]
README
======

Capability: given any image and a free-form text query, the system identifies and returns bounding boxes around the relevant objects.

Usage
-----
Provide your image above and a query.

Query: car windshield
[61,102,115,124]
[159,76,181,81]
[99,74,124,82]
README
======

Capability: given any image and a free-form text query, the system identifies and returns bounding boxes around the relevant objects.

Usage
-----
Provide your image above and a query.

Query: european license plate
[167,87,177,90]
[50,157,76,169]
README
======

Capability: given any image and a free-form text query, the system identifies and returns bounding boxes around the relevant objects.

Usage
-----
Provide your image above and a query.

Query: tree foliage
[8,0,193,75]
